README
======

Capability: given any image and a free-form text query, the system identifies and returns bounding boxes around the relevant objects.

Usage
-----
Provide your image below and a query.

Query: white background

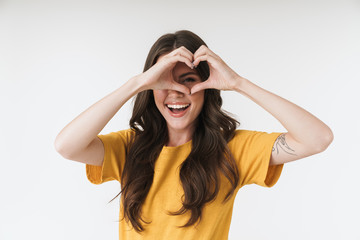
[1,0,359,239]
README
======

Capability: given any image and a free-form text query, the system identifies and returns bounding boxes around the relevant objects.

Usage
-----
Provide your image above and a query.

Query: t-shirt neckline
[163,140,192,150]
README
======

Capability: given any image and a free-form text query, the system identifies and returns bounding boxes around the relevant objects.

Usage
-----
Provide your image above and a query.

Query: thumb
[190,81,211,94]
[170,82,191,95]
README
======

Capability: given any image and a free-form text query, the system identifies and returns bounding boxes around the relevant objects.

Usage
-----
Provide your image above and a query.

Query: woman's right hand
[136,46,195,94]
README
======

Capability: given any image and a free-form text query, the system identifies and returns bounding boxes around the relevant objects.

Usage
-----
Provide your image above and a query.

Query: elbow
[54,140,67,159]
[54,137,62,154]
[54,138,74,160]
[313,128,334,153]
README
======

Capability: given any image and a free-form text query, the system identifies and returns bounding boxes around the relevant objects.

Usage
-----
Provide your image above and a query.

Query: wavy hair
[112,30,240,233]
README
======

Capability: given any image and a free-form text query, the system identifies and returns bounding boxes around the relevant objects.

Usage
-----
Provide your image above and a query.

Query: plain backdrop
[1,0,359,239]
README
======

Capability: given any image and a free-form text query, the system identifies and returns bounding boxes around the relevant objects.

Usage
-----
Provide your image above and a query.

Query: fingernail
[191,63,195,69]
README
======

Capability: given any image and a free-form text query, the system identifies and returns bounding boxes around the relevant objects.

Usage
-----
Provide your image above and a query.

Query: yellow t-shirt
[86,129,284,240]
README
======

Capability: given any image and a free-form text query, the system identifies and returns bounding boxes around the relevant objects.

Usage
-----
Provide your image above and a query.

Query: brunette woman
[54,30,333,240]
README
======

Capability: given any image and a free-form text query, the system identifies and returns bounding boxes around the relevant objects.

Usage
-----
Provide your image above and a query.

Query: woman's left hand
[191,45,245,94]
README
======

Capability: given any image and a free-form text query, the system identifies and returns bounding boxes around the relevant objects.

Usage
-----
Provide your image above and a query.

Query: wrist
[130,74,149,93]
[234,76,250,94]
[121,75,147,96]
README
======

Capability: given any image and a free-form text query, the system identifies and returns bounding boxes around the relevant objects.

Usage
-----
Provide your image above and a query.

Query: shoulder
[229,129,263,143]
[228,129,281,149]
[98,128,135,144]
[119,128,135,138]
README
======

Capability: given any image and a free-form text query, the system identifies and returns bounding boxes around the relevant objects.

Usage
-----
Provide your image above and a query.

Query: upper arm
[270,132,321,166]
[65,137,105,166]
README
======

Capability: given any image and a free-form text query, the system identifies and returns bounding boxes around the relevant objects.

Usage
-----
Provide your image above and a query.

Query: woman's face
[153,57,205,134]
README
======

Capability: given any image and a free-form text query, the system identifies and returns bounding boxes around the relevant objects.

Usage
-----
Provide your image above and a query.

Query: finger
[190,81,212,94]
[193,45,217,60]
[177,46,194,61]
[170,46,194,62]
[161,54,194,69]
[193,54,216,68]
[193,45,208,59]
[170,55,195,69]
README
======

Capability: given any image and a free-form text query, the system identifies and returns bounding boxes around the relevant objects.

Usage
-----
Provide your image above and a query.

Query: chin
[167,122,191,131]
[165,117,198,132]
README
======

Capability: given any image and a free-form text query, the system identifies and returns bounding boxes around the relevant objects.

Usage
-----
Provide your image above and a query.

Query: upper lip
[165,101,191,105]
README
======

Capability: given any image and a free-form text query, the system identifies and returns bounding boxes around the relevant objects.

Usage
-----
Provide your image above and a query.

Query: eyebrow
[179,72,198,78]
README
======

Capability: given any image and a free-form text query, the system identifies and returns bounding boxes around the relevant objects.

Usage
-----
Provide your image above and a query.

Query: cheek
[153,90,167,108]
[190,91,205,110]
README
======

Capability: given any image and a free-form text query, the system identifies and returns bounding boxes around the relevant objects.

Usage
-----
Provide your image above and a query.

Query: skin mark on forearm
[272,133,297,156]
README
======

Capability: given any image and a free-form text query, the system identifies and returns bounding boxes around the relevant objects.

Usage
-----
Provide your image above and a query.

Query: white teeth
[166,104,190,109]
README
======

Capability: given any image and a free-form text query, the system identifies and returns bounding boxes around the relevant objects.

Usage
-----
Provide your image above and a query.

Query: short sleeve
[228,130,284,188]
[86,129,133,185]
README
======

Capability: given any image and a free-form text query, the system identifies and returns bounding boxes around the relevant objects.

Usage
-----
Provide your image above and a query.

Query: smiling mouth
[166,104,190,114]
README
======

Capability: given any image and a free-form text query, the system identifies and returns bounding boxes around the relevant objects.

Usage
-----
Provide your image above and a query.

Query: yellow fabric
[86,129,284,240]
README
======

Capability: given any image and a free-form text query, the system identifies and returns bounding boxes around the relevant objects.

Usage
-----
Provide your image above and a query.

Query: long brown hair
[114,30,240,233]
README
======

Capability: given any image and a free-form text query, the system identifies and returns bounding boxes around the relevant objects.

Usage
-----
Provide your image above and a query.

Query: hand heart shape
[137,45,244,95]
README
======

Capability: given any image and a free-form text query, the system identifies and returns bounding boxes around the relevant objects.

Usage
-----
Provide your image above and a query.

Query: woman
[54,30,333,239]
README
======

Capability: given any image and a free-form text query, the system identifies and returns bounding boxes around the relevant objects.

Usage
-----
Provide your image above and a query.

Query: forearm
[54,76,143,157]
[236,77,333,151]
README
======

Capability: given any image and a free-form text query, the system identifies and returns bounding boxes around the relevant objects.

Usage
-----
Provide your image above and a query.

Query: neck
[166,126,195,147]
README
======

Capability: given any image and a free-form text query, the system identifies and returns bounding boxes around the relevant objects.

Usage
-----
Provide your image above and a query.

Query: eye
[183,78,196,83]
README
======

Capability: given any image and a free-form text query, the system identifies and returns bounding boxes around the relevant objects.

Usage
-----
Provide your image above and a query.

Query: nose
[167,89,185,97]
